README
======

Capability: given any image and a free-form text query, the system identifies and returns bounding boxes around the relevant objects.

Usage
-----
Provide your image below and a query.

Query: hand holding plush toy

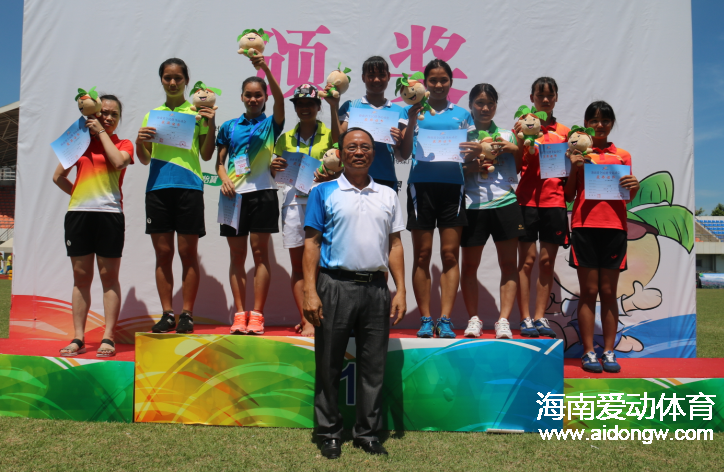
[75,87,102,117]
[514,105,547,154]
[237,28,270,70]
[318,63,351,99]
[475,130,504,179]
[395,72,436,121]
[566,125,595,166]
[189,81,222,122]
[318,143,343,175]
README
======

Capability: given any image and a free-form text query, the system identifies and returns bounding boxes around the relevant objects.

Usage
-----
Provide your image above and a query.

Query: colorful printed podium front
[134,334,564,432]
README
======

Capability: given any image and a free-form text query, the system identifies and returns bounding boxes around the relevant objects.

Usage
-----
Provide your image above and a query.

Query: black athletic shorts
[406,182,467,230]
[220,189,280,237]
[146,188,205,237]
[519,205,569,245]
[65,211,125,258]
[461,203,526,247]
[568,227,627,271]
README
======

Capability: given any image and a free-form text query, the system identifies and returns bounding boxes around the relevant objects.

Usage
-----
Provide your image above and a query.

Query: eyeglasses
[344,144,373,153]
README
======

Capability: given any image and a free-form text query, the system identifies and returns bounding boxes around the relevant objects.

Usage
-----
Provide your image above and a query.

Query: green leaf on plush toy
[190,81,223,96]
[74,88,87,101]
[74,87,98,101]
[514,105,531,118]
[238,28,269,42]
[568,125,597,139]
[394,73,409,96]
[410,72,425,81]
[535,111,548,121]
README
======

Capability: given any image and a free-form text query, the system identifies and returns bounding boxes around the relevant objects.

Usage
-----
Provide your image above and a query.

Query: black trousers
[314,271,391,441]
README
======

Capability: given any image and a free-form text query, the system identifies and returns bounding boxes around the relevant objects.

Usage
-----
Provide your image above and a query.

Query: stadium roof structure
[0,101,19,168]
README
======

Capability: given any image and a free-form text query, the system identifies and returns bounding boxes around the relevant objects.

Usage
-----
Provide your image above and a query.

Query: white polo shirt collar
[432,101,455,115]
[361,96,392,109]
[337,172,380,193]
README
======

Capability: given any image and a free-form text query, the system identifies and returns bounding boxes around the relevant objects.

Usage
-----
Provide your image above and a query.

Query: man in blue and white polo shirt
[303,127,406,459]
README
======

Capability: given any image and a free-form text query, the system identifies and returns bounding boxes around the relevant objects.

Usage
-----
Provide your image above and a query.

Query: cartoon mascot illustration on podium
[544,171,694,355]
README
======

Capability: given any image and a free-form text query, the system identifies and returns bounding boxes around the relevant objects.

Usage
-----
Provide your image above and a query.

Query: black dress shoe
[353,439,388,456]
[320,438,341,459]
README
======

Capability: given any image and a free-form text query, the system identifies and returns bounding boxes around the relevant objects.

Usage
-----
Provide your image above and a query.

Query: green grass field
[0,278,9,338]
[0,283,722,470]
[694,288,724,357]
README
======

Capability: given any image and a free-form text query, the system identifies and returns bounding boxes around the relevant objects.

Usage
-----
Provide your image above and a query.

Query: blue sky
[1,0,722,212]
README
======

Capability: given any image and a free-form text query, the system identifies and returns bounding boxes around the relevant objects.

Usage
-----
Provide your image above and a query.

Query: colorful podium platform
[1,310,723,432]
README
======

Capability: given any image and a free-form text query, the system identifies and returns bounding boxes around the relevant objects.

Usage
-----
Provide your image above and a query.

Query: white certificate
[539,142,571,179]
[217,192,242,232]
[584,164,630,200]
[274,151,318,195]
[347,108,399,144]
[146,110,196,149]
[50,117,91,169]
[477,153,518,185]
[415,129,467,163]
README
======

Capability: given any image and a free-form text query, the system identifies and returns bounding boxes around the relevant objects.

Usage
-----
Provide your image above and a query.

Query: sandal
[60,339,86,357]
[96,339,116,358]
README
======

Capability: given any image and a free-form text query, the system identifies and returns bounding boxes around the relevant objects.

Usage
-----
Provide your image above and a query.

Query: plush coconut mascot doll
[318,143,343,175]
[475,130,504,179]
[566,125,595,166]
[317,63,351,99]
[395,72,435,121]
[237,28,270,70]
[514,105,547,154]
[189,81,222,123]
[75,87,102,117]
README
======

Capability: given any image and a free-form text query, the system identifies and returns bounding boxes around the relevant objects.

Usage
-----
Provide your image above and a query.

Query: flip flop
[96,339,116,358]
[60,339,86,357]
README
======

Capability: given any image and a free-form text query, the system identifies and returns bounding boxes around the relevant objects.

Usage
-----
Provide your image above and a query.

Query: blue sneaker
[417,316,434,338]
[601,350,621,373]
[435,317,456,338]
[519,317,540,337]
[533,318,557,338]
[581,351,602,373]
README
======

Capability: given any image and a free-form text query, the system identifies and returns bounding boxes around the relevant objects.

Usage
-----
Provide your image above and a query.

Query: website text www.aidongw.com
[539,427,714,444]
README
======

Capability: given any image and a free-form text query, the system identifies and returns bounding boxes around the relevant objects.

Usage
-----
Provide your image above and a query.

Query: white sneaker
[494,318,513,339]
[464,316,483,338]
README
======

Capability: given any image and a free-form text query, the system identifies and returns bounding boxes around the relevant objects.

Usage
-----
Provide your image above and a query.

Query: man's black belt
[320,268,385,283]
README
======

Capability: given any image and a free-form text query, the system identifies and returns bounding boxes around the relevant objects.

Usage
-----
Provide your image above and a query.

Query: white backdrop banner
[14,0,695,358]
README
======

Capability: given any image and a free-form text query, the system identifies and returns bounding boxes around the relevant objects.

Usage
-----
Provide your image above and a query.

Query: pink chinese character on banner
[389,25,468,104]
[256,26,331,98]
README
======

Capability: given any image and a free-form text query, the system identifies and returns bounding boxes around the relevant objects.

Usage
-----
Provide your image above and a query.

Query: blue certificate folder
[146,110,196,149]
[539,142,570,179]
[584,164,630,200]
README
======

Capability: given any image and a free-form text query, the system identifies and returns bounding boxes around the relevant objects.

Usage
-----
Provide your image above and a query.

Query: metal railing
[0,168,16,180]
[0,227,13,242]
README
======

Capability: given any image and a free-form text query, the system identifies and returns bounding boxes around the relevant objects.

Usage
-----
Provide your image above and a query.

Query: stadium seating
[697,218,724,242]
[0,188,15,228]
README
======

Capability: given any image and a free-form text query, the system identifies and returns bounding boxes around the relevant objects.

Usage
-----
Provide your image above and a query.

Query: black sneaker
[152,313,176,333]
[176,313,194,334]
